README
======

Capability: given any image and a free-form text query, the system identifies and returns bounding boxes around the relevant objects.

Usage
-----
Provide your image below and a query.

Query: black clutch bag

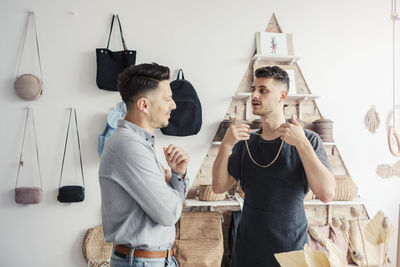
[58,108,86,203]
[58,186,85,203]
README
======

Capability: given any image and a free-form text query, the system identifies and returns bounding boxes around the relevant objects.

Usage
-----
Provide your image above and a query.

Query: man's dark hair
[254,66,290,93]
[118,63,170,109]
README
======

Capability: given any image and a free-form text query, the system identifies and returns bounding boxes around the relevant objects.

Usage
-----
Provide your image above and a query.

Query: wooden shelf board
[184,199,240,207]
[213,141,335,147]
[286,94,320,104]
[234,93,319,103]
[304,197,365,206]
[252,54,300,63]
[184,198,366,208]
[323,141,336,145]
[234,92,252,99]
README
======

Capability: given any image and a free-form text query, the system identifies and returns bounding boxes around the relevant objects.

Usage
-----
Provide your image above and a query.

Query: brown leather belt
[115,245,175,258]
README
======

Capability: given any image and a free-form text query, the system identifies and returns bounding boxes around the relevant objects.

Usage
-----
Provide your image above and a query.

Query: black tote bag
[96,15,136,91]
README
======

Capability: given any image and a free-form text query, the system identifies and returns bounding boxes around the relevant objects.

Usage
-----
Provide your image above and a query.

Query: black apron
[229,134,309,267]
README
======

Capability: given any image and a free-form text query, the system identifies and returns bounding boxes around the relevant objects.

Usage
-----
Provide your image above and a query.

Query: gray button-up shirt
[99,119,190,249]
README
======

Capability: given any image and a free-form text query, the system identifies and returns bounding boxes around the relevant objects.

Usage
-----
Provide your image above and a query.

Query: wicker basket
[236,184,245,199]
[82,225,113,267]
[304,189,315,201]
[334,175,358,201]
[198,185,226,201]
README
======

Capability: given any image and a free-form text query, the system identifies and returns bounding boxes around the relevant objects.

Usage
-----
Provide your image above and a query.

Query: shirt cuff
[170,172,189,199]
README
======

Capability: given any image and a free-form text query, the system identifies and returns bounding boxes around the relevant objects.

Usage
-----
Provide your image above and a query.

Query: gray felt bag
[14,11,43,100]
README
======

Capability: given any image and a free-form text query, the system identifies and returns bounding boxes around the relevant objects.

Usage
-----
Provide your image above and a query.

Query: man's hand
[221,118,250,148]
[276,115,308,147]
[163,145,189,176]
[162,166,172,184]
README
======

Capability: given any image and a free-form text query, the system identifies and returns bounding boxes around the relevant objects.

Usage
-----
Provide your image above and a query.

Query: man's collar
[117,119,155,146]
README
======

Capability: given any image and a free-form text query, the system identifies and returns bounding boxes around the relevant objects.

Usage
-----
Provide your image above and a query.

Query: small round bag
[14,74,42,100]
[15,12,44,101]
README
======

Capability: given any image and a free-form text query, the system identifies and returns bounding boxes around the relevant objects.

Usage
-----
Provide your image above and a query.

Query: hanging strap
[16,12,44,90]
[15,108,43,189]
[106,14,128,51]
[59,108,85,188]
[393,0,397,128]
[176,69,185,80]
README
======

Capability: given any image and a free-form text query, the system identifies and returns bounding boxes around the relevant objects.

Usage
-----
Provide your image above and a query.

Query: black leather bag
[96,14,136,91]
[58,108,86,203]
[58,186,85,203]
[161,69,202,136]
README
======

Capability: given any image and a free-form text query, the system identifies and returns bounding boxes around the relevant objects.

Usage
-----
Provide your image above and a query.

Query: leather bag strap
[59,108,85,188]
[16,107,43,189]
[176,69,185,80]
[16,11,44,88]
[106,14,128,50]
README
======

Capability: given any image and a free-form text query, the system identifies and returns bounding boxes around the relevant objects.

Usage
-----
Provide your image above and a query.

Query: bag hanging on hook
[14,12,44,100]
[161,69,202,136]
[96,14,136,91]
[15,108,43,204]
[57,108,85,203]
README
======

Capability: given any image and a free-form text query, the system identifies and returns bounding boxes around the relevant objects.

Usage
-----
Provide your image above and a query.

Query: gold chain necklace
[244,133,284,168]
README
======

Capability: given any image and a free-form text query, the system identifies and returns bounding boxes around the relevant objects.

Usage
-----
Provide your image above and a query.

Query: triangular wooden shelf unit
[183,14,369,266]
[187,13,363,217]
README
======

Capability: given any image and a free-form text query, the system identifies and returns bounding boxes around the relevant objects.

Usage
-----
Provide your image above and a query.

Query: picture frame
[256,32,294,56]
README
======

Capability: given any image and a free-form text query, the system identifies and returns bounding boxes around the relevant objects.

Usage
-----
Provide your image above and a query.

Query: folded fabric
[98,102,126,157]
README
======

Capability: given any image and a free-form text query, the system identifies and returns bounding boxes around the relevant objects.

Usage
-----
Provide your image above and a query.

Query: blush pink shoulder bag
[15,108,43,204]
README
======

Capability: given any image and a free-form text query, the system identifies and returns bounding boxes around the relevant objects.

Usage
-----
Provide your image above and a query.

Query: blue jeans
[110,249,178,267]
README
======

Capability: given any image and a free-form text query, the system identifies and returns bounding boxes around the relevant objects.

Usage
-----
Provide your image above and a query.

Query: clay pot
[312,118,334,142]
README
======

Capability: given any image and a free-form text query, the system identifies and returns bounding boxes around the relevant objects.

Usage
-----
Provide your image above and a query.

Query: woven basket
[334,175,358,201]
[175,211,224,266]
[236,184,245,199]
[304,190,314,201]
[82,225,113,267]
[198,185,226,201]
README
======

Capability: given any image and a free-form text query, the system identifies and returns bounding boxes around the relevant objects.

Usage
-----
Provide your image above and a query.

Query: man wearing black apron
[212,66,335,266]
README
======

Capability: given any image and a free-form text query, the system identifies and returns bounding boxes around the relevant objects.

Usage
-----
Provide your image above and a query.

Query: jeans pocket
[171,256,179,267]
[110,254,130,267]
[133,258,165,267]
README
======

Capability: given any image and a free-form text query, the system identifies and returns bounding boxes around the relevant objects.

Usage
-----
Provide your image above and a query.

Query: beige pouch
[14,11,43,101]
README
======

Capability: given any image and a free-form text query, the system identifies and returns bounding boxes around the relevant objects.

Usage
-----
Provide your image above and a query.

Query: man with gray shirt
[99,63,189,267]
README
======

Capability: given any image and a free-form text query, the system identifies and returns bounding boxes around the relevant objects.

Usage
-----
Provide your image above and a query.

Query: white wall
[1,0,399,266]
